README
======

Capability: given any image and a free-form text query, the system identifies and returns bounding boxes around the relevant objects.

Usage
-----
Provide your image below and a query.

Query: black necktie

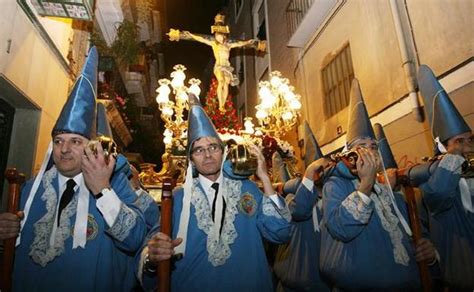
[211,183,226,235]
[58,179,76,226]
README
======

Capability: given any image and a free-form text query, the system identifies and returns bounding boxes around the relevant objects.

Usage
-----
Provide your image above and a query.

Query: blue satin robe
[140,177,292,292]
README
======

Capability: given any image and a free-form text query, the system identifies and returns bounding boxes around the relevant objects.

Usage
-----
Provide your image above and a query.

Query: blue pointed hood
[272,151,291,182]
[188,93,201,107]
[187,95,222,155]
[52,46,98,139]
[374,123,398,169]
[97,102,113,139]
[418,64,471,142]
[346,79,375,145]
[303,121,323,168]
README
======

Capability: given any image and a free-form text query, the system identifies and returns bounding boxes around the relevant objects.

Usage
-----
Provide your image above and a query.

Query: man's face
[447,131,473,155]
[52,133,88,177]
[349,137,382,172]
[190,136,223,178]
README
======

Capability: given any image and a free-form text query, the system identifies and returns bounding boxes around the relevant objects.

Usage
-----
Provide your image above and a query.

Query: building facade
[0,0,164,208]
[228,0,472,170]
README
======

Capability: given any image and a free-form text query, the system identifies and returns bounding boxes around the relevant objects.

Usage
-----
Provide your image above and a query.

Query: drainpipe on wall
[389,0,423,122]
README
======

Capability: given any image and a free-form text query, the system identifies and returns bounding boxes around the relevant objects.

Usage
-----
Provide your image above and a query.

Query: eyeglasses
[455,136,474,145]
[191,143,222,156]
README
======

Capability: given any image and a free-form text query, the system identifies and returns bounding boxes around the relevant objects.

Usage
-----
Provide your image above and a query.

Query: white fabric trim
[378,149,412,237]
[96,188,121,227]
[191,177,241,266]
[438,153,465,174]
[174,163,193,256]
[50,173,80,247]
[302,176,314,192]
[107,203,137,241]
[312,203,320,232]
[459,178,473,213]
[434,136,447,154]
[72,176,89,248]
[18,141,53,246]
[137,246,148,287]
[357,191,372,204]
[133,189,154,214]
[341,191,373,223]
[262,196,291,222]
[29,167,77,266]
[213,147,228,238]
[176,147,229,258]
[371,187,410,266]
[269,194,285,209]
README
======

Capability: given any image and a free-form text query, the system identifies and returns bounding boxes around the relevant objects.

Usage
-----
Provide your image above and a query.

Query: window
[322,44,354,118]
[252,0,269,81]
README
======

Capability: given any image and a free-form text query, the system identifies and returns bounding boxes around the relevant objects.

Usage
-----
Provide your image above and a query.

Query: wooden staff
[399,175,432,292]
[1,168,25,292]
[157,178,175,292]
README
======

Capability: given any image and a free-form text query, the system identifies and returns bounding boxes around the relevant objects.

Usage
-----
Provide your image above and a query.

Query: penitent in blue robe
[420,154,474,289]
[140,176,292,292]
[319,162,422,291]
[12,167,147,292]
[119,187,161,291]
[273,180,330,292]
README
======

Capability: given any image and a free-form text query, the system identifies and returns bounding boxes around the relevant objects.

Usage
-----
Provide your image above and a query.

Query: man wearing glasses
[418,65,474,290]
[138,95,292,291]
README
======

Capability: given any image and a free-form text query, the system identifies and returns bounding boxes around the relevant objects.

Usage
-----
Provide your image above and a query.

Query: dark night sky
[162,0,229,87]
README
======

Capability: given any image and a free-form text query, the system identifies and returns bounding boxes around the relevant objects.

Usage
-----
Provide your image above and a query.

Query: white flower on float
[255,129,263,136]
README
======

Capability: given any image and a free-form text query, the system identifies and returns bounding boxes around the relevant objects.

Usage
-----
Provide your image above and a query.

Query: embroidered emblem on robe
[238,193,257,217]
[71,214,99,241]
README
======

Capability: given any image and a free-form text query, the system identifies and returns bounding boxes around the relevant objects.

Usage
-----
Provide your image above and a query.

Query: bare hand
[82,142,115,195]
[415,238,436,263]
[356,148,377,195]
[247,144,270,183]
[248,144,276,196]
[129,165,141,191]
[385,168,398,189]
[147,232,183,264]
[305,157,333,182]
[0,211,23,240]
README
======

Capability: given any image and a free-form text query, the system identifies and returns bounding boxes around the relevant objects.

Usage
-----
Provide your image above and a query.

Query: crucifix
[168,13,266,112]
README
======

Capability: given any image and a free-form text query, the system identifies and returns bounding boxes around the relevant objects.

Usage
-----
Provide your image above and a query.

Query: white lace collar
[191,177,242,266]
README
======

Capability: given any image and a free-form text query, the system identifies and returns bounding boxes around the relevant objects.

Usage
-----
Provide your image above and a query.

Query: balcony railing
[286,0,315,37]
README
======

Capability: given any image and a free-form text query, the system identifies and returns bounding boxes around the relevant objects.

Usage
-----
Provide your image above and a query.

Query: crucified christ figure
[168,14,265,112]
